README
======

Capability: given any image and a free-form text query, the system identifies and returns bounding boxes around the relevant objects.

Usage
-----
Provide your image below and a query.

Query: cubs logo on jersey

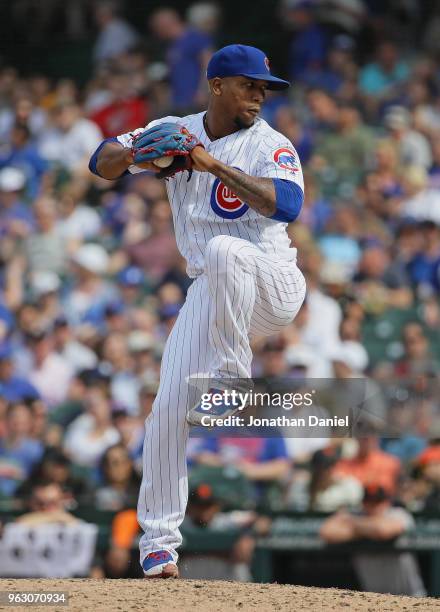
[210,177,249,219]
[273,148,299,173]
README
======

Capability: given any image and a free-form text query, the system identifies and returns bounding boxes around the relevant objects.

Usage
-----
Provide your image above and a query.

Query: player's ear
[209,78,223,97]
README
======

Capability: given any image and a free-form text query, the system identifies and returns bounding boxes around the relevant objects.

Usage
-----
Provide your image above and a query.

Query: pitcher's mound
[1,578,439,611]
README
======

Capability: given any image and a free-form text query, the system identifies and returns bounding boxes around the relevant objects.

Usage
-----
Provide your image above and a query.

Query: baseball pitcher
[89,44,306,578]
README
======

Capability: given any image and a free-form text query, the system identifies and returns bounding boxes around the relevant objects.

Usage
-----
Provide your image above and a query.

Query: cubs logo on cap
[210,175,249,219]
[273,148,299,173]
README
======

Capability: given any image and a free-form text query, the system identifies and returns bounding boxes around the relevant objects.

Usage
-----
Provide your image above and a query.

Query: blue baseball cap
[117,266,144,286]
[207,45,290,91]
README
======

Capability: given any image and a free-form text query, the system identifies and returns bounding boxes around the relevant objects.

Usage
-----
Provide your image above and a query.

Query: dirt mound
[0,578,438,611]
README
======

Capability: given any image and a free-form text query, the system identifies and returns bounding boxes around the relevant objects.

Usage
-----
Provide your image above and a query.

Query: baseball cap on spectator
[384,106,411,130]
[31,271,60,296]
[71,244,109,275]
[363,484,390,504]
[328,341,369,372]
[117,266,144,286]
[54,315,68,328]
[77,366,111,387]
[332,35,355,52]
[207,45,290,90]
[104,301,125,317]
[189,482,219,505]
[0,167,26,192]
[128,331,155,353]
[311,447,341,470]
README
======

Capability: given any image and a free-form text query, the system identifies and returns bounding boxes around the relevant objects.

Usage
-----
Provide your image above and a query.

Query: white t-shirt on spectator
[38,119,102,171]
[56,205,102,241]
[401,188,440,225]
[64,414,120,467]
[29,353,73,408]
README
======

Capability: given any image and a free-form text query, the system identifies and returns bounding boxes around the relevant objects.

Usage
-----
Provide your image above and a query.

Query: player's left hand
[131,122,203,179]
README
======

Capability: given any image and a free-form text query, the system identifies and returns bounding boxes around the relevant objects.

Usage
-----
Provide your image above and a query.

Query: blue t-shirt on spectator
[0,198,34,237]
[0,438,43,496]
[0,146,48,199]
[289,25,327,81]
[0,376,40,402]
[196,436,288,464]
[167,28,212,109]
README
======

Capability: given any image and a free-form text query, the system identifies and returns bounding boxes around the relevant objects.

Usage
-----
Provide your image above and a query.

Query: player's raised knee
[205,235,247,273]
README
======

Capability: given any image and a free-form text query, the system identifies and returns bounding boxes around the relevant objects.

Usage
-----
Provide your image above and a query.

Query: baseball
[153,156,173,168]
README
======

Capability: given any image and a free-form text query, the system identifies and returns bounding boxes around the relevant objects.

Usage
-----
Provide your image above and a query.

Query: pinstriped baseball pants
[137,235,306,564]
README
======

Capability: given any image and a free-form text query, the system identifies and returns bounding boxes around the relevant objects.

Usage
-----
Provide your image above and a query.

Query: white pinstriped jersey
[116,112,304,278]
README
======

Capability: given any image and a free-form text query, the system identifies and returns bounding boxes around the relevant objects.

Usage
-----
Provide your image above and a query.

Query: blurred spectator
[93,1,140,66]
[0,94,47,141]
[0,342,40,403]
[301,34,357,95]
[382,399,427,464]
[63,384,120,467]
[94,443,141,511]
[0,123,49,199]
[102,507,143,578]
[53,316,98,373]
[281,0,327,82]
[24,197,65,275]
[353,244,412,311]
[193,436,290,502]
[395,322,439,378]
[320,484,426,596]
[311,104,375,196]
[296,248,342,359]
[308,447,363,512]
[0,402,43,496]
[38,101,102,174]
[149,7,215,111]
[384,106,432,170]
[102,332,138,414]
[89,71,149,139]
[56,180,102,245]
[333,436,401,494]
[318,0,366,36]
[17,447,91,508]
[125,199,179,284]
[63,243,117,325]
[407,221,440,295]
[0,167,34,239]
[400,167,440,225]
[359,41,409,100]
[27,329,74,408]
[15,479,79,526]
[116,266,147,307]
[415,426,440,513]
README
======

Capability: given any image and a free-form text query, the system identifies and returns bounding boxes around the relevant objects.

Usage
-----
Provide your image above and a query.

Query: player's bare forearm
[96,142,134,180]
[191,146,276,217]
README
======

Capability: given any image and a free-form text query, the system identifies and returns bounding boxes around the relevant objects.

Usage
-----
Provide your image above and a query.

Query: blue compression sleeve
[270,179,304,223]
[89,137,130,178]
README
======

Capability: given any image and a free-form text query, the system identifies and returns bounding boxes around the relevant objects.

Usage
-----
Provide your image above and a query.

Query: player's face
[219,76,268,129]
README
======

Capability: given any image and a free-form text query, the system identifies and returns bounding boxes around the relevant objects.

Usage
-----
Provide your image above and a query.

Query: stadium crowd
[0,0,440,592]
